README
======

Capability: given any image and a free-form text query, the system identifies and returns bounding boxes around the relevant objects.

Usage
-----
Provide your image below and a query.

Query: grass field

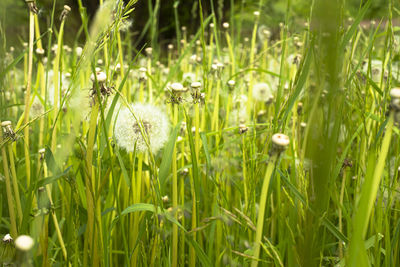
[1,0,400,266]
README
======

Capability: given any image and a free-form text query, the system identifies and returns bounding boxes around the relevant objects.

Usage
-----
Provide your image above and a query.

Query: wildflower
[252,82,273,102]
[15,235,34,251]
[114,103,170,153]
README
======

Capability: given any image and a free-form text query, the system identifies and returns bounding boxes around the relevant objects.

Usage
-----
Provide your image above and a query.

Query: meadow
[1,0,400,266]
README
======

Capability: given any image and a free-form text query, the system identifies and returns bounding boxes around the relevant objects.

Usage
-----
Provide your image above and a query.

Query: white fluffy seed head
[90,71,107,83]
[15,235,34,251]
[253,11,260,17]
[222,22,229,29]
[271,133,290,148]
[114,103,170,153]
[253,83,273,102]
[390,88,400,99]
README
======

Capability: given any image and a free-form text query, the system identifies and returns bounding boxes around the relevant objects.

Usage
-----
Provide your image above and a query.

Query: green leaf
[158,120,181,191]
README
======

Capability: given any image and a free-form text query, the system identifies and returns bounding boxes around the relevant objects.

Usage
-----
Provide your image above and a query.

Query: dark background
[0,0,392,49]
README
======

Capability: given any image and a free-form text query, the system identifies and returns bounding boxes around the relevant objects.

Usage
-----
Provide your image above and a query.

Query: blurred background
[0,0,391,49]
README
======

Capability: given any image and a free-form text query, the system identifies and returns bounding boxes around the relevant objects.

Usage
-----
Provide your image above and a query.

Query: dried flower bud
[271,133,290,153]
[90,71,107,83]
[239,124,248,134]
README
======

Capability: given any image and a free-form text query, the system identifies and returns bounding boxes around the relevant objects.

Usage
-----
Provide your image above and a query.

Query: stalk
[24,0,36,187]
[51,12,67,151]
[84,101,100,266]
[172,104,179,266]
[1,130,18,237]
[7,144,23,225]
[41,151,68,262]
[251,154,277,267]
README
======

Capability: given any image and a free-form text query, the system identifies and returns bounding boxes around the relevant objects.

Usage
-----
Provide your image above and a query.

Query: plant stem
[251,153,278,267]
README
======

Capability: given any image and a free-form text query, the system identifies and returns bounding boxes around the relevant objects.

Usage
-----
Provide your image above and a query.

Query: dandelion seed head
[15,235,34,251]
[253,82,273,102]
[30,96,44,118]
[114,103,170,153]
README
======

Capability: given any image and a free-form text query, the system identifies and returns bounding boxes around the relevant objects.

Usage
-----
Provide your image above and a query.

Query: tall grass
[1,0,400,266]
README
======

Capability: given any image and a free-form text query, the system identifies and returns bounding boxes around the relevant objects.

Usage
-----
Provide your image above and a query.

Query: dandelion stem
[1,133,18,237]
[251,153,278,267]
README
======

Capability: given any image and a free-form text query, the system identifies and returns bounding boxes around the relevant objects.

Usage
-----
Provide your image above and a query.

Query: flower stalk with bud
[251,133,290,267]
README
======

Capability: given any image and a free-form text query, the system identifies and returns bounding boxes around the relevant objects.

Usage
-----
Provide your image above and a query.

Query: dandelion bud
[170,82,186,95]
[1,121,16,140]
[3,234,12,243]
[75,46,83,57]
[227,80,235,89]
[191,82,201,89]
[162,195,169,203]
[181,168,189,176]
[35,47,45,56]
[271,133,290,153]
[145,47,153,56]
[239,124,248,134]
[39,148,46,161]
[15,235,34,251]
[60,5,71,21]
[90,71,107,83]
[1,234,15,265]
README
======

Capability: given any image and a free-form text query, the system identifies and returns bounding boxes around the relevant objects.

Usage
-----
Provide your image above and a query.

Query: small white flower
[114,103,170,153]
[15,235,34,251]
[253,82,273,102]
